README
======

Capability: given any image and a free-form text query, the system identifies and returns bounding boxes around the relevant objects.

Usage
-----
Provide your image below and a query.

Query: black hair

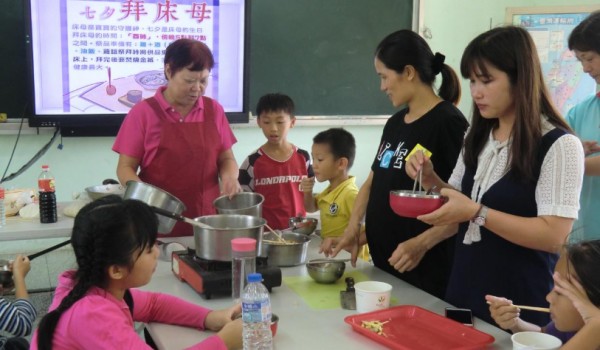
[568,11,600,54]
[566,239,600,307]
[313,128,356,169]
[36,195,158,350]
[375,29,461,104]
[460,26,571,182]
[256,93,295,118]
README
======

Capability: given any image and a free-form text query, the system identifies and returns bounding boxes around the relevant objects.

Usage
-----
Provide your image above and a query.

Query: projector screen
[26,0,248,135]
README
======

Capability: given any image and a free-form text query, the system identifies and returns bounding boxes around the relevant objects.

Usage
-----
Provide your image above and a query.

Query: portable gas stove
[172,249,282,299]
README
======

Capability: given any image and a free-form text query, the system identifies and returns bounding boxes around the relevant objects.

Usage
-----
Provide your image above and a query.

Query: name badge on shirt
[329,202,339,215]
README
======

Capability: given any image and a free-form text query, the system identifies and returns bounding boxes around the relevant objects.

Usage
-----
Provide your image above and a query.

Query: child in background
[301,128,358,236]
[239,93,314,230]
[486,240,600,349]
[0,255,37,350]
[31,196,242,350]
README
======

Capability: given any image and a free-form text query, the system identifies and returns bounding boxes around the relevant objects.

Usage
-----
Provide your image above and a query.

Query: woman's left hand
[388,236,427,273]
[221,177,242,198]
[417,188,479,226]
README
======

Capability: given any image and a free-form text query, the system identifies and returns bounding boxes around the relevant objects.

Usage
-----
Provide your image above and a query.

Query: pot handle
[150,206,185,222]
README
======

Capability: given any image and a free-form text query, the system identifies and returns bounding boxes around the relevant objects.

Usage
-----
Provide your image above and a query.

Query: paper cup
[511,331,562,350]
[355,281,392,313]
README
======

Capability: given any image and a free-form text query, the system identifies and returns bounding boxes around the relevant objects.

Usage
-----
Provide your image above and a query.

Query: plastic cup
[354,281,392,313]
[511,331,562,350]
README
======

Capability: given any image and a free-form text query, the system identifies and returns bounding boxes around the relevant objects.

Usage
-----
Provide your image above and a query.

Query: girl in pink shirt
[31,196,242,350]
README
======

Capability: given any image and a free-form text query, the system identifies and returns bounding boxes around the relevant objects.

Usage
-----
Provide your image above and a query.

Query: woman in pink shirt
[113,38,241,237]
[31,196,242,350]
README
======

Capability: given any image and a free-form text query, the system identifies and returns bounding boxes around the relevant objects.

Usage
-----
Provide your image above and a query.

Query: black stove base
[173,251,282,300]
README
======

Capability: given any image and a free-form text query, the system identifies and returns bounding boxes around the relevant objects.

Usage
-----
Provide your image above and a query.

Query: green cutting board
[283,271,397,310]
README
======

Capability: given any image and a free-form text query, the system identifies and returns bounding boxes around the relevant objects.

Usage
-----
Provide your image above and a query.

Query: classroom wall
[1,0,597,200]
[422,0,600,115]
[2,0,597,291]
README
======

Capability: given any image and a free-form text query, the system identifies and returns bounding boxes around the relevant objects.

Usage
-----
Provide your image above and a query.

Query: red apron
[139,97,220,237]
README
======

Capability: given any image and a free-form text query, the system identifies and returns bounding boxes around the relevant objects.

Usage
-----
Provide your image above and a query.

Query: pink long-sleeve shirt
[30,271,226,350]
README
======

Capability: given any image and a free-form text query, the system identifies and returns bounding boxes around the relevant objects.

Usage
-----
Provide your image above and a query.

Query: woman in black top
[322,30,468,298]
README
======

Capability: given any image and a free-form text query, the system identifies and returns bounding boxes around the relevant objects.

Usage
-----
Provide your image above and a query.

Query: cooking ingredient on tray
[134,70,168,90]
[38,165,57,223]
[242,273,273,349]
[361,319,389,336]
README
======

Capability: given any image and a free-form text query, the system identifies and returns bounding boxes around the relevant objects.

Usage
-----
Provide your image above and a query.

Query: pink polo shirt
[30,271,227,350]
[113,86,237,169]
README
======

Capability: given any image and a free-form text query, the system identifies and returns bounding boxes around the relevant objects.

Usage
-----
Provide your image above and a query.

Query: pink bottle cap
[231,238,257,252]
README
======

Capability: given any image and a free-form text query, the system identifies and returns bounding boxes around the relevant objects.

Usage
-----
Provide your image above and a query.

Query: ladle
[1,239,72,289]
[150,206,216,230]
[106,67,116,96]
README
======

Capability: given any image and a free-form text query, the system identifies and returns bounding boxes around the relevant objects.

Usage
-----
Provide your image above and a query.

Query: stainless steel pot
[193,214,266,261]
[261,231,310,267]
[123,181,186,234]
[213,192,264,217]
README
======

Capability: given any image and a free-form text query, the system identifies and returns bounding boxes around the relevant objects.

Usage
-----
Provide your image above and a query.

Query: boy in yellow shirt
[301,128,368,259]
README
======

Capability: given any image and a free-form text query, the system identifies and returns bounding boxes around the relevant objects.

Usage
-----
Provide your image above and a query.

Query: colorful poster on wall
[508,7,599,116]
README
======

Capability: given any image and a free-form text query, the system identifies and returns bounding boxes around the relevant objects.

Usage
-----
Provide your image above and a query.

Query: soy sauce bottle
[38,165,57,223]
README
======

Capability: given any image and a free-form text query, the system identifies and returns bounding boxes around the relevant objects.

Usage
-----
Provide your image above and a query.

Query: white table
[143,237,512,349]
[0,203,74,241]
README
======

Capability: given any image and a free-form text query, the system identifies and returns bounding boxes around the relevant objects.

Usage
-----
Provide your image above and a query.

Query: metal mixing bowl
[0,260,14,290]
[123,181,186,234]
[289,216,318,235]
[261,231,310,267]
[389,190,445,218]
[306,259,345,284]
[213,192,264,217]
[85,184,125,200]
[193,214,266,261]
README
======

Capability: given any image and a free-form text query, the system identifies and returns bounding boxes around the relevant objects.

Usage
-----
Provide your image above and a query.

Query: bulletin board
[506,5,600,117]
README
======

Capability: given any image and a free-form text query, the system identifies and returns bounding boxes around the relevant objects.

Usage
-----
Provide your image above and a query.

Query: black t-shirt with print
[366,100,468,299]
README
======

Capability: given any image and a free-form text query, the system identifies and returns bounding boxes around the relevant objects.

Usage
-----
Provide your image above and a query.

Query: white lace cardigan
[448,118,585,244]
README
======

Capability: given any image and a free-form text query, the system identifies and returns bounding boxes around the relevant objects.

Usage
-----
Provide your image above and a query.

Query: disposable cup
[511,331,562,350]
[354,281,392,313]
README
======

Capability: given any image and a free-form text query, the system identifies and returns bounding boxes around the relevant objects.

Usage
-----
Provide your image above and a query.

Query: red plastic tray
[344,305,495,350]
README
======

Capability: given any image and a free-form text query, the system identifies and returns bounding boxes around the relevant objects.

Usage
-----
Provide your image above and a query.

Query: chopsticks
[264,224,288,244]
[486,301,550,313]
[513,305,550,313]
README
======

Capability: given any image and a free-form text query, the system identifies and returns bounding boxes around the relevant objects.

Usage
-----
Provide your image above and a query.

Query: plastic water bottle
[231,238,256,302]
[0,186,6,227]
[38,165,57,223]
[242,273,273,350]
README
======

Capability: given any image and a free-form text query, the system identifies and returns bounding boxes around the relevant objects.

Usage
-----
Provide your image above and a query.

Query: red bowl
[271,314,279,336]
[389,190,445,218]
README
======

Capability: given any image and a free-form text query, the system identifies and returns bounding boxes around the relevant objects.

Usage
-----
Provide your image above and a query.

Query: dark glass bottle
[38,165,57,223]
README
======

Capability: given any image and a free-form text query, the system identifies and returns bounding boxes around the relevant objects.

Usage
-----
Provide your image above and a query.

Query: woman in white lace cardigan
[405,26,585,327]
